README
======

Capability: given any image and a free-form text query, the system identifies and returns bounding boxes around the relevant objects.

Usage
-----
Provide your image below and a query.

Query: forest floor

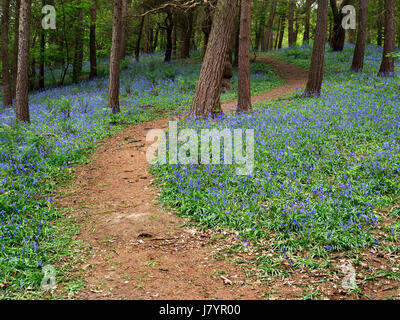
[53,56,398,300]
[54,56,307,300]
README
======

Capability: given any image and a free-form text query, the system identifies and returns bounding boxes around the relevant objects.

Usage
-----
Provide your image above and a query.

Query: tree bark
[72,0,84,83]
[378,0,395,76]
[89,0,98,79]
[329,0,350,51]
[201,5,213,55]
[377,0,383,46]
[351,0,368,72]
[120,0,129,59]
[2,0,12,107]
[107,0,122,114]
[303,0,312,45]
[135,15,145,62]
[191,0,237,118]
[12,0,20,99]
[16,0,31,123]
[180,10,194,59]
[278,16,285,49]
[288,0,296,46]
[164,11,173,62]
[304,0,328,97]
[38,0,45,89]
[264,0,278,51]
[238,0,251,112]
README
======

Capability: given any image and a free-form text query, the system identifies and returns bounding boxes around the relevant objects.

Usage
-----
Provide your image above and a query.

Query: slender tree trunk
[278,16,285,49]
[107,0,122,114]
[2,0,12,107]
[153,25,159,52]
[120,0,128,59]
[181,11,194,59]
[233,0,240,67]
[303,0,312,45]
[191,0,237,118]
[378,0,395,76]
[351,0,368,72]
[38,0,45,89]
[201,5,213,55]
[238,0,251,112]
[304,0,328,97]
[143,14,152,53]
[172,18,177,58]
[288,0,296,46]
[274,17,281,50]
[264,0,278,51]
[377,0,383,46]
[12,0,20,99]
[164,11,173,62]
[135,15,145,62]
[89,0,97,79]
[16,0,31,123]
[329,0,350,51]
[72,1,84,83]
[29,33,37,90]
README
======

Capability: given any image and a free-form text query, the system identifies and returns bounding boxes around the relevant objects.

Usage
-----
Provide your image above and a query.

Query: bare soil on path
[55,56,311,300]
[221,55,308,112]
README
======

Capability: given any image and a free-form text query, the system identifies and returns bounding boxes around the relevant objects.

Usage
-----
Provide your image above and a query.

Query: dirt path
[55,56,308,300]
[222,55,308,112]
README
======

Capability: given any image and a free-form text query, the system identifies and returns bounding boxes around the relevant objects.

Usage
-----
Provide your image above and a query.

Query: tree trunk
[107,0,122,114]
[329,0,350,51]
[172,18,177,58]
[303,0,312,45]
[264,0,278,51]
[191,0,237,118]
[120,0,128,59]
[274,17,281,50]
[2,0,12,107]
[233,0,240,67]
[12,0,20,99]
[164,11,173,62]
[238,0,251,112]
[38,0,45,89]
[143,14,152,53]
[89,0,97,79]
[135,15,145,62]
[304,0,328,97]
[378,0,395,76]
[72,1,84,83]
[288,0,296,46]
[181,10,194,59]
[278,16,285,49]
[16,0,31,123]
[351,0,368,72]
[201,5,213,55]
[377,0,383,46]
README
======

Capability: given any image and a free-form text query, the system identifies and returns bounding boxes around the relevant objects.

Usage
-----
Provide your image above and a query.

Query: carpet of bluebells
[152,45,400,272]
[0,52,280,298]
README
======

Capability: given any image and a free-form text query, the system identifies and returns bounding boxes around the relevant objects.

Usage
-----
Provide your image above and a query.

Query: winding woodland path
[55,56,308,300]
